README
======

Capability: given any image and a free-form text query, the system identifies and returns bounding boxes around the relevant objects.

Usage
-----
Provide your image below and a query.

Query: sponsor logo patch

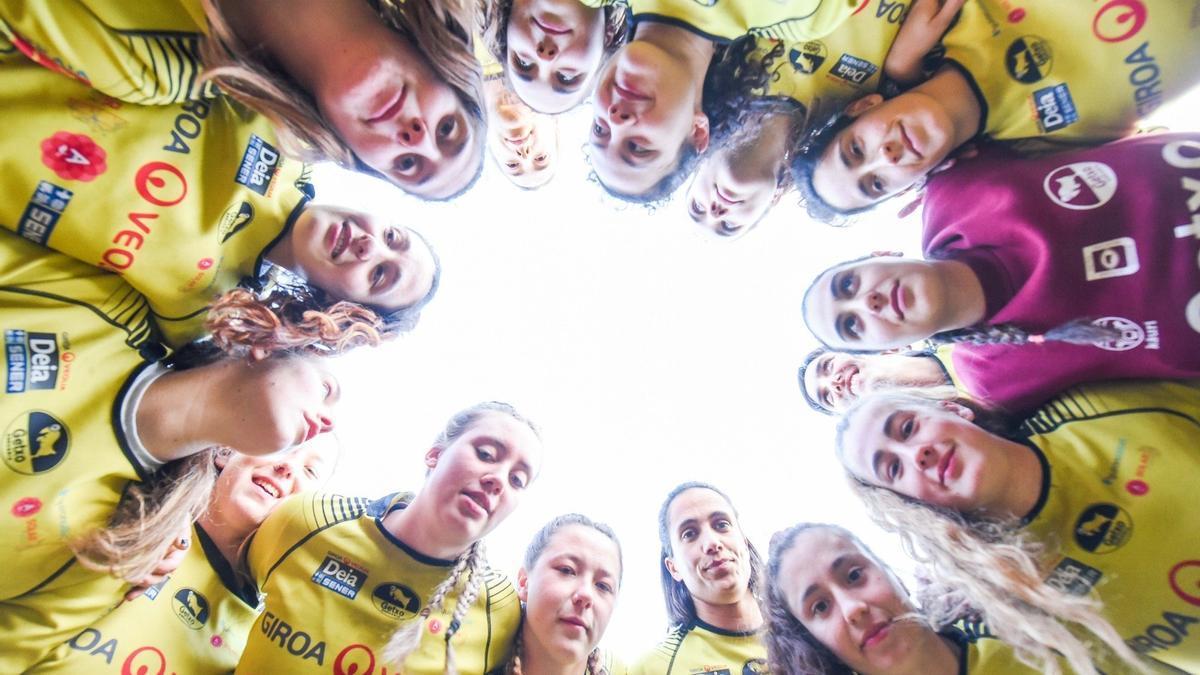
[1032,83,1079,133]
[1046,556,1104,595]
[5,330,61,393]
[372,582,422,619]
[1170,560,1200,607]
[743,658,769,675]
[11,496,42,517]
[1074,502,1133,554]
[789,41,827,74]
[173,588,210,629]
[311,553,367,600]
[1083,237,1140,281]
[829,53,878,85]
[1043,161,1117,210]
[40,131,107,182]
[1005,36,1052,83]
[219,201,256,243]
[17,181,73,245]
[1090,316,1144,351]
[235,134,281,196]
[4,411,70,475]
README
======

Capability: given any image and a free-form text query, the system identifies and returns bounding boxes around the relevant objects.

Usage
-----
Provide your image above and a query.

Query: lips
[889,281,906,321]
[897,122,922,160]
[328,221,351,260]
[938,447,956,486]
[614,80,651,102]
[367,86,407,125]
[715,185,741,205]
[252,476,282,499]
[533,15,572,35]
[301,415,320,443]
[840,364,860,394]
[461,489,492,518]
[861,621,892,650]
[559,615,588,634]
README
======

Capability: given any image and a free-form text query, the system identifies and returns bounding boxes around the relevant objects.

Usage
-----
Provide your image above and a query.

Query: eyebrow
[477,434,533,475]
[801,554,853,603]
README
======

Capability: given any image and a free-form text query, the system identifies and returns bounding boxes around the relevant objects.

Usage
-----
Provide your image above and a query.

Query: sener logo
[311,553,368,600]
[1043,161,1118,210]
[235,134,281,196]
[1032,83,1079,133]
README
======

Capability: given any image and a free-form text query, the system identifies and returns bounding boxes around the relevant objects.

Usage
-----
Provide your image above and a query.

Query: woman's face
[229,357,341,456]
[839,396,1011,513]
[812,93,957,212]
[589,40,708,196]
[664,488,752,607]
[488,88,559,188]
[684,141,782,238]
[780,528,928,675]
[803,256,952,351]
[209,436,338,534]
[289,205,436,312]
[518,525,622,667]
[424,412,544,546]
[312,18,481,200]
[506,0,607,114]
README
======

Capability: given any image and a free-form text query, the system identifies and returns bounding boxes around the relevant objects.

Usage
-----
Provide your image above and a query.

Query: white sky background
[310,92,1199,659]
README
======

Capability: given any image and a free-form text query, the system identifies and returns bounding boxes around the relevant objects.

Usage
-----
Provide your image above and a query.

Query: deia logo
[1045,556,1104,596]
[4,411,70,475]
[173,588,211,629]
[235,134,281,196]
[1004,36,1052,83]
[5,330,61,393]
[1074,503,1133,554]
[311,553,368,600]
[1042,161,1117,210]
[788,41,827,75]
[829,54,878,86]
[1031,83,1079,133]
[372,582,422,619]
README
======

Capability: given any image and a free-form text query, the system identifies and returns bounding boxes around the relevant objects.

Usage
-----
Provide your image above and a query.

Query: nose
[830,370,846,394]
[709,200,728,217]
[536,36,559,61]
[572,584,595,608]
[864,289,887,314]
[350,234,376,261]
[606,99,636,126]
[480,473,503,496]
[272,461,294,479]
[398,117,426,147]
[915,445,937,471]
[880,136,903,164]
[839,591,870,626]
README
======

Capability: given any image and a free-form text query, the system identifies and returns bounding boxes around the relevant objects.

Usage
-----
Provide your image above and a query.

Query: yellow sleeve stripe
[109,29,217,103]
[0,284,159,351]
[259,494,370,586]
[1022,390,1200,436]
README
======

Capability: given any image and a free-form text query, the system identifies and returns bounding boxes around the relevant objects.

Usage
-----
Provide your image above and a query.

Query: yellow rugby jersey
[948,620,1044,673]
[630,0,856,43]
[241,491,518,674]
[0,235,162,601]
[759,1,906,125]
[402,564,520,675]
[16,523,259,674]
[1017,380,1200,672]
[0,56,313,347]
[943,0,1200,148]
[0,0,214,104]
[629,620,767,675]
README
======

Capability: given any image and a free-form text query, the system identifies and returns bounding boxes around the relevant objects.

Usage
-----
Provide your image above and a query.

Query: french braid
[934,318,1122,347]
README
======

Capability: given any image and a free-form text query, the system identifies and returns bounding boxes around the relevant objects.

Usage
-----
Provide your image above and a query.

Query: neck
[634,22,714,95]
[263,227,297,272]
[935,259,987,331]
[881,354,952,388]
[197,511,254,567]
[137,361,245,463]
[381,496,466,560]
[694,590,763,633]
[520,638,588,675]
[917,67,982,148]
[885,633,960,675]
[988,438,1045,520]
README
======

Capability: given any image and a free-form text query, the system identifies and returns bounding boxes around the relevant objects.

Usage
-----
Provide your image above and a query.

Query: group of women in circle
[0,0,1197,673]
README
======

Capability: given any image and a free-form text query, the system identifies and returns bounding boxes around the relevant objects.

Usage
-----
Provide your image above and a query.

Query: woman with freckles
[504,514,624,675]
[762,524,1041,675]
[834,380,1200,673]
[631,482,767,675]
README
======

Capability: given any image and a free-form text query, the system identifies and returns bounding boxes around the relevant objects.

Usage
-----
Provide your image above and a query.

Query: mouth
[897,122,923,160]
[938,447,956,486]
[252,476,283,499]
[890,281,906,321]
[328,221,351,260]
[533,15,572,35]
[366,86,407,125]
[861,621,892,650]
[614,80,651,102]
[559,616,588,634]
[705,558,734,573]
[715,184,741,205]
[841,364,861,395]
[301,415,320,444]
[461,490,492,518]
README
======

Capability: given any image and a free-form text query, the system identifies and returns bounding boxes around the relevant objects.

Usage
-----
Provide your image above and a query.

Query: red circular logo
[198,258,214,270]
[427,618,442,634]
[210,635,224,648]
[41,131,107,182]
[12,497,42,517]
[1169,561,1200,607]
[1008,8,1025,22]
[1125,479,1149,496]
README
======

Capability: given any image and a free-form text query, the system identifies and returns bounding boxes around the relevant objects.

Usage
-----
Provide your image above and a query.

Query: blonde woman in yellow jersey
[683,0,963,238]
[501,513,624,675]
[3,440,337,673]
[0,54,440,350]
[796,0,1200,220]
[836,381,1200,673]
[236,401,544,674]
[762,523,1042,675]
[0,0,488,200]
[631,482,766,675]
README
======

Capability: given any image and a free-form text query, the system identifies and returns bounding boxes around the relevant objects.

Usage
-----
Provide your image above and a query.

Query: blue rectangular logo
[17,181,73,245]
[235,134,281,196]
[5,330,59,393]
[829,53,878,85]
[1033,83,1079,133]
[311,553,367,600]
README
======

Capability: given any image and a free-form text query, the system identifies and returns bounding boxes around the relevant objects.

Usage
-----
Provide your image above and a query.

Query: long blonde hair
[836,394,1150,675]
[199,0,486,194]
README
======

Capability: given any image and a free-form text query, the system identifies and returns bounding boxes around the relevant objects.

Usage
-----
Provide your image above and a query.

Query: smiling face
[507,0,607,113]
[803,352,879,413]
[839,396,1013,513]
[518,524,622,668]
[664,488,753,608]
[487,87,559,188]
[685,141,783,238]
[589,40,708,196]
[812,93,957,212]
[423,412,545,547]
[804,256,954,351]
[209,436,338,535]
[310,18,481,200]
[780,528,930,675]
[229,356,342,456]
[288,205,436,313]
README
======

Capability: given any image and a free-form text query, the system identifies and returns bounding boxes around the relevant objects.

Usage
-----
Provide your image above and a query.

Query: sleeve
[0,0,216,104]
[117,363,170,473]
[245,492,370,587]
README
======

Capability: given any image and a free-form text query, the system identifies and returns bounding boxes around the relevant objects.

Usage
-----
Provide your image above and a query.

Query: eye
[509,471,528,489]
[690,200,705,216]
[505,160,520,170]
[847,566,865,583]
[395,155,422,177]
[475,443,497,462]
[714,518,732,532]
[811,598,830,617]
[384,227,399,247]
[870,175,885,194]
[533,153,548,163]
[718,221,741,236]
[597,580,615,594]
[305,465,319,479]
[512,55,534,72]
[899,416,915,439]
[840,314,863,341]
[850,139,864,159]
[555,71,582,86]
[591,120,609,139]
[887,457,901,481]
[556,565,576,576]
[370,264,387,289]
[836,272,857,298]
[680,527,697,542]
[437,117,458,138]
[821,357,834,376]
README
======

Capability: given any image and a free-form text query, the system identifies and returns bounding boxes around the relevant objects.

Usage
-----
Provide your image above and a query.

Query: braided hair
[931,319,1121,347]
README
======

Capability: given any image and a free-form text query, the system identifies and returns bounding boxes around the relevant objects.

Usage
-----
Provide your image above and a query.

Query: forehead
[840,398,901,479]
[782,529,862,587]
[801,356,828,402]
[379,229,436,310]
[668,488,733,527]
[539,524,622,575]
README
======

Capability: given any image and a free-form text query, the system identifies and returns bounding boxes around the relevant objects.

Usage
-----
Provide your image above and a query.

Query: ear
[249,346,270,362]
[870,250,904,258]
[516,566,529,602]
[690,114,711,153]
[664,556,684,582]
[845,93,884,118]
[424,446,443,470]
[939,401,976,421]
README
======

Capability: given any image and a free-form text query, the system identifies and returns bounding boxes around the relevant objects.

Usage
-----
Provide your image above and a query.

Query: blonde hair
[382,541,490,673]
[199,0,486,195]
[71,450,219,582]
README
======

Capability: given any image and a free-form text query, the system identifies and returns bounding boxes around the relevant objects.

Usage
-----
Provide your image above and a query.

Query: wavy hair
[835,393,1150,675]
[199,0,486,199]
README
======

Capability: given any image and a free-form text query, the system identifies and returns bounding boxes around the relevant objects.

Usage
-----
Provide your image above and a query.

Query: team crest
[1073,503,1133,554]
[219,201,256,243]
[372,582,422,619]
[789,42,827,74]
[743,658,769,674]
[4,411,69,475]
[1089,317,1144,351]
[1004,36,1052,83]
[173,588,211,629]
[1043,161,1117,210]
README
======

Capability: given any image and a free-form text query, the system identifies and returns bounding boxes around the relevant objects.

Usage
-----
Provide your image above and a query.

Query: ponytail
[933,318,1122,347]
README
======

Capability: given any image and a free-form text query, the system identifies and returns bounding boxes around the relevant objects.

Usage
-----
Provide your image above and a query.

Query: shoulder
[629,625,690,675]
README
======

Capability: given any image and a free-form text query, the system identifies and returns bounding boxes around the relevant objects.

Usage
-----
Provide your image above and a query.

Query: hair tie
[1028,334,1046,344]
